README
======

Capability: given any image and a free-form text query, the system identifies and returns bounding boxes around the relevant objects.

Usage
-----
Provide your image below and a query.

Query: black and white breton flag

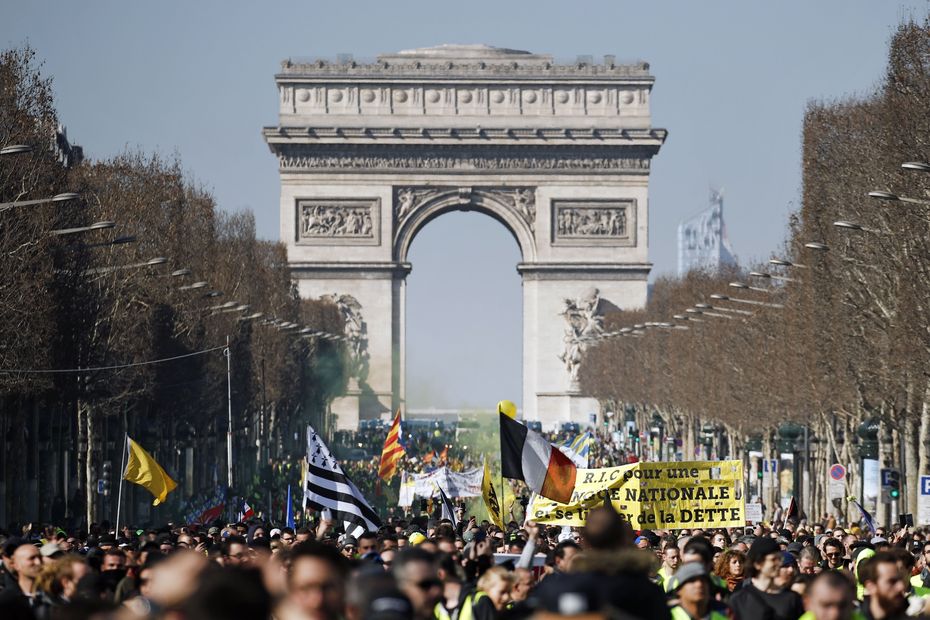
[437,484,458,529]
[303,425,381,533]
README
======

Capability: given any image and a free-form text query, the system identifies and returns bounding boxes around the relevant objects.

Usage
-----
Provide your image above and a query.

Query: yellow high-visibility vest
[434,591,488,620]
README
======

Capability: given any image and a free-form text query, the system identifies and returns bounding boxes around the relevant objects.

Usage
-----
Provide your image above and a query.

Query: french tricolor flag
[241,501,254,520]
[500,413,577,504]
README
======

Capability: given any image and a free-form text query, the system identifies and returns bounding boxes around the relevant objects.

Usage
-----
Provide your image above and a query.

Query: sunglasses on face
[415,579,442,591]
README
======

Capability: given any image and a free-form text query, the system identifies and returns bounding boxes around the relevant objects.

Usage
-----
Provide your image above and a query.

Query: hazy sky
[4,1,925,409]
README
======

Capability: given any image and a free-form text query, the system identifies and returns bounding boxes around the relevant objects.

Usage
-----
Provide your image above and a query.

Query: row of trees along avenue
[581,17,930,527]
[1,47,351,528]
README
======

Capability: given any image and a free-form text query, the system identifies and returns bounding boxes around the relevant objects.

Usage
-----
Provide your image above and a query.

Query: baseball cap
[366,593,414,620]
[39,542,62,558]
[668,562,710,592]
[408,532,427,546]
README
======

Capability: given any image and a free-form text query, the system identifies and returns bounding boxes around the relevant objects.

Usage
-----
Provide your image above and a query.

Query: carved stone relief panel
[295,198,380,245]
[393,186,536,232]
[551,199,636,246]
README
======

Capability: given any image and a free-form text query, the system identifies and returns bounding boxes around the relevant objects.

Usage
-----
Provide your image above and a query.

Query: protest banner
[529,460,744,529]
[397,467,484,506]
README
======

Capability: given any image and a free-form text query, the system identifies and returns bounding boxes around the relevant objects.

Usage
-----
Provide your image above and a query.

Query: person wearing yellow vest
[911,541,930,591]
[799,570,865,620]
[657,545,682,592]
[666,562,730,620]
[857,551,910,620]
[435,566,512,620]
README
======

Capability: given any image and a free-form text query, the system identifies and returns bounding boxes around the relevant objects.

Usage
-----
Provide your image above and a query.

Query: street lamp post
[709,294,784,309]
[0,192,80,212]
[225,337,234,493]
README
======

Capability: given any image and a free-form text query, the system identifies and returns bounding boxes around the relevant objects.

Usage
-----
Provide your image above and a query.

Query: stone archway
[393,187,536,263]
[264,45,666,430]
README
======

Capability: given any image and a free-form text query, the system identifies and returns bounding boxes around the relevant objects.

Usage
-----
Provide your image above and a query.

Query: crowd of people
[2,504,930,619]
[333,424,634,515]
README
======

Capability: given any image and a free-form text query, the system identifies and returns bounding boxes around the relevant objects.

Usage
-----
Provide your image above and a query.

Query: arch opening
[404,210,523,411]
[393,190,537,264]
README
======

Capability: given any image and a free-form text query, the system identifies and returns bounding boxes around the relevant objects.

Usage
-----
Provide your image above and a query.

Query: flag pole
[115,433,128,537]
[497,407,506,527]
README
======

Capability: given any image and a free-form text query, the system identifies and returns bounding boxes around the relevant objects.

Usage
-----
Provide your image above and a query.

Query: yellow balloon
[497,400,517,419]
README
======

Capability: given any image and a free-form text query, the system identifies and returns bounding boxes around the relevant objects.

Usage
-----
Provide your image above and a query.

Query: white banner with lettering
[398,467,483,506]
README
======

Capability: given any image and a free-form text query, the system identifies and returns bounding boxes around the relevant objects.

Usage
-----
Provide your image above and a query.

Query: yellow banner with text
[530,460,745,529]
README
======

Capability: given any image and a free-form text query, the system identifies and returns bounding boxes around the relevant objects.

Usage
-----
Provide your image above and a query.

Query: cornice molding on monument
[290,261,412,280]
[516,262,652,281]
[267,143,657,174]
[277,45,652,80]
[263,126,668,145]
[394,185,536,232]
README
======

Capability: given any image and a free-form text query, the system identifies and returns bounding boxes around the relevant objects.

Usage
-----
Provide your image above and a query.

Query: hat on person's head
[786,542,803,555]
[870,536,888,545]
[98,534,116,546]
[747,536,781,564]
[208,527,220,536]
[781,551,797,567]
[39,542,62,558]
[462,530,476,543]
[408,532,427,546]
[269,528,281,539]
[633,536,647,546]
[342,536,358,549]
[641,529,661,547]
[366,592,414,620]
[667,562,711,592]
[533,573,602,615]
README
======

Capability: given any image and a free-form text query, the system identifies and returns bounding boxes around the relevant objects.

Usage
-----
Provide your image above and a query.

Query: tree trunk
[918,383,930,496]
[904,381,918,515]
[76,400,87,529]
[84,404,97,527]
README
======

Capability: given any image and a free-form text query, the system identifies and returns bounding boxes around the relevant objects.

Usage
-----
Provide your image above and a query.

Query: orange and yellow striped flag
[378,410,405,482]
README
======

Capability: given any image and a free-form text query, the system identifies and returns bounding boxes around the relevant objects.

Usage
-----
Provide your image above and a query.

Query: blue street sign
[882,469,893,486]
[921,476,930,496]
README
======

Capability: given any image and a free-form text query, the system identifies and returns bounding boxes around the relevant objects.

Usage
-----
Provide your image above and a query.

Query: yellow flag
[123,437,177,506]
[482,459,504,528]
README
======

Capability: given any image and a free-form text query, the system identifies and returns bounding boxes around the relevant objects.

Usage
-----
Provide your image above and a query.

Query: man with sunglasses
[822,538,848,571]
[392,548,443,620]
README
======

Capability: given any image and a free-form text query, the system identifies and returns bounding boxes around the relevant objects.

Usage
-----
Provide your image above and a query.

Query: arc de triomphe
[263,45,666,430]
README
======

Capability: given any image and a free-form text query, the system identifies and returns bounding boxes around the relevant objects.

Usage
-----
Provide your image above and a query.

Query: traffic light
[889,470,901,500]
[100,460,112,496]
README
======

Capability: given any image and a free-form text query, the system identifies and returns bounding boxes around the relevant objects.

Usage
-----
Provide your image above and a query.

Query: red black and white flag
[500,413,577,504]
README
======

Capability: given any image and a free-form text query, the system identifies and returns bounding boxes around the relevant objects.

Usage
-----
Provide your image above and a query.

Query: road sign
[827,463,846,508]
[919,476,930,525]
[881,469,901,504]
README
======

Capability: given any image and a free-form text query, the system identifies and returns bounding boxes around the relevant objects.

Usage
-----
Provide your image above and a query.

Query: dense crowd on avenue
[3,503,930,619]
[330,425,634,512]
